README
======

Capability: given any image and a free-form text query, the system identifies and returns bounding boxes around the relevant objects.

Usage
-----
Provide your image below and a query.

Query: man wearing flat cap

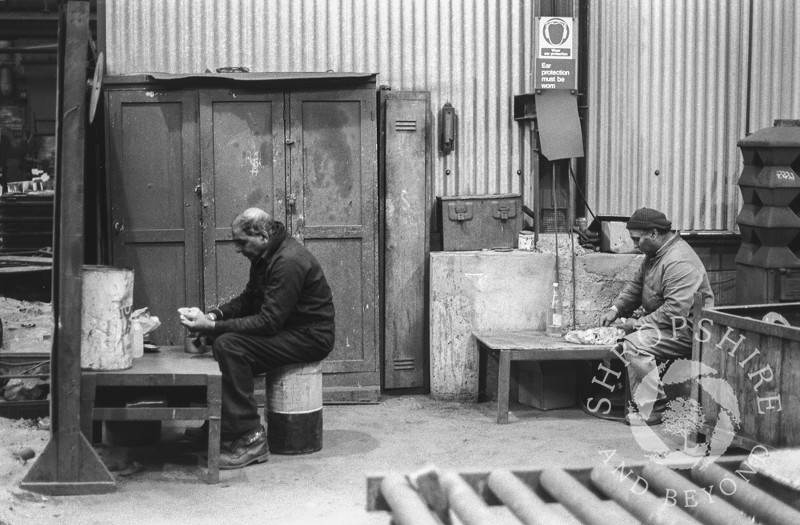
[600,207,714,424]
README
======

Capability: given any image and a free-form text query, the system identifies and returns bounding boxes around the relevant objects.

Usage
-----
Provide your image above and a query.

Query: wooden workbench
[474,330,616,424]
[80,346,222,483]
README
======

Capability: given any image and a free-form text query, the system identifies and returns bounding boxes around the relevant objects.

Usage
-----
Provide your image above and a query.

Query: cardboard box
[438,194,522,251]
[517,361,577,410]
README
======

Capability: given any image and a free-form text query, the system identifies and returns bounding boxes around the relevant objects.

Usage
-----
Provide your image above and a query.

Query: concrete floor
[2,395,649,525]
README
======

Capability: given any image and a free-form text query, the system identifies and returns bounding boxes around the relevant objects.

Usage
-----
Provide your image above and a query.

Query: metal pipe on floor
[691,462,800,525]
[642,463,751,525]
[379,474,441,525]
[539,468,623,525]
[440,470,495,525]
[590,465,701,525]
[487,469,569,525]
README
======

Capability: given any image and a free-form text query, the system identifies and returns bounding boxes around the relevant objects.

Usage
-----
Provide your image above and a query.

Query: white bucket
[81,265,135,370]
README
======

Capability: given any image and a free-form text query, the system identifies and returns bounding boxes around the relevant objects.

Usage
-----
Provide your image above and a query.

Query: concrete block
[428,246,642,400]
[572,253,642,328]
[430,251,555,400]
[601,221,635,253]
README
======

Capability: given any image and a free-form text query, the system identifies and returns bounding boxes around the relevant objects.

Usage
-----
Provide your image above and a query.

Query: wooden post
[20,0,115,495]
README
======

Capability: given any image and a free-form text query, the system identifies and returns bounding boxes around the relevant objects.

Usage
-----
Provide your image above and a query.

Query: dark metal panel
[289,87,378,385]
[381,90,431,390]
[298,99,363,226]
[304,237,366,374]
[119,243,188,346]
[106,89,200,346]
[198,90,286,308]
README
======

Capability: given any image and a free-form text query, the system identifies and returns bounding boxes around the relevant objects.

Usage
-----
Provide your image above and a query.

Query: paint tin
[518,231,536,251]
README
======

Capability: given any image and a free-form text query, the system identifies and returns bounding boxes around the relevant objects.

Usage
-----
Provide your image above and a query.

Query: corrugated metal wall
[107,0,800,231]
[586,0,750,231]
[105,0,535,201]
[587,0,800,232]
[749,0,800,132]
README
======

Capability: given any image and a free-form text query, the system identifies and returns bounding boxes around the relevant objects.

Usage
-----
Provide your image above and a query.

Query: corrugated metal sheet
[587,0,750,231]
[105,0,535,201]
[749,0,800,132]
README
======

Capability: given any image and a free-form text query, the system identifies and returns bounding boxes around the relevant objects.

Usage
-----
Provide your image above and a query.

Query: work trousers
[621,323,693,419]
[211,325,334,439]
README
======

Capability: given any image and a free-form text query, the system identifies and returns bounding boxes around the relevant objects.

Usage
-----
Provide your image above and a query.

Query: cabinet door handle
[195,184,202,197]
[113,220,123,234]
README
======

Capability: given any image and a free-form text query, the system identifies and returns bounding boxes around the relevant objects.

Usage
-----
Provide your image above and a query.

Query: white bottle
[131,321,144,358]
[546,282,564,337]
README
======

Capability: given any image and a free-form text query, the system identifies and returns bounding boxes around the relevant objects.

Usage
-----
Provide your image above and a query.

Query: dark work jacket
[210,223,335,344]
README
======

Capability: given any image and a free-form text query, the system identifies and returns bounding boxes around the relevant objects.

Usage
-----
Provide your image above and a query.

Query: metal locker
[380,90,432,390]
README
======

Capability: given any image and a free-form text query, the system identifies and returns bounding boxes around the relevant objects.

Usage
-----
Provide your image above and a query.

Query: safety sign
[535,17,577,91]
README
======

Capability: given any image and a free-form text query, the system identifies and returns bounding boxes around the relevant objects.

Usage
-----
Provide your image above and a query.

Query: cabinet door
[107,90,201,345]
[199,91,286,309]
[288,88,379,400]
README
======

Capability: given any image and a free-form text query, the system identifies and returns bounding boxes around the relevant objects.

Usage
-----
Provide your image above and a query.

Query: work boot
[219,426,269,470]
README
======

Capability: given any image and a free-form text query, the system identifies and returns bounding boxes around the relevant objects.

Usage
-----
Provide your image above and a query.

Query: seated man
[181,208,335,469]
[600,207,713,424]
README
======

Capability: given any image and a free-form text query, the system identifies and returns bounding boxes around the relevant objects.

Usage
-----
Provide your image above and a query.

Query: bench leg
[497,350,511,424]
[206,377,222,484]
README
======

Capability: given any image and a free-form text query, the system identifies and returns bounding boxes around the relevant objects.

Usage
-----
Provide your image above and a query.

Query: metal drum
[266,361,323,454]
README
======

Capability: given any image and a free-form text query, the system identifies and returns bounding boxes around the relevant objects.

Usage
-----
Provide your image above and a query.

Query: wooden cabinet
[104,74,379,401]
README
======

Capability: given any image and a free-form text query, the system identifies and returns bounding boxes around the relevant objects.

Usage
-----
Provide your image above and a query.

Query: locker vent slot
[395,119,417,132]
[393,359,415,371]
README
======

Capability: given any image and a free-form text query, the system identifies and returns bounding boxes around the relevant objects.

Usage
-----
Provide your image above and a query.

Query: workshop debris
[0,358,50,403]
[0,298,53,353]
[11,447,35,465]
[3,378,49,401]
[762,311,791,326]
[131,307,161,337]
[116,461,145,477]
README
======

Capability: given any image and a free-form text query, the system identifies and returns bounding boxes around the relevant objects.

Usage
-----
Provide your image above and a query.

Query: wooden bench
[474,330,616,424]
[80,346,222,483]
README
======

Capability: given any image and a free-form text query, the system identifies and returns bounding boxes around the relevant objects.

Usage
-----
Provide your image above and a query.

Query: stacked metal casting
[368,459,800,524]
[736,119,800,304]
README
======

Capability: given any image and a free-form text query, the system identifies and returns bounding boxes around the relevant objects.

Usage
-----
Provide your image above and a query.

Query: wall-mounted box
[438,194,522,251]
